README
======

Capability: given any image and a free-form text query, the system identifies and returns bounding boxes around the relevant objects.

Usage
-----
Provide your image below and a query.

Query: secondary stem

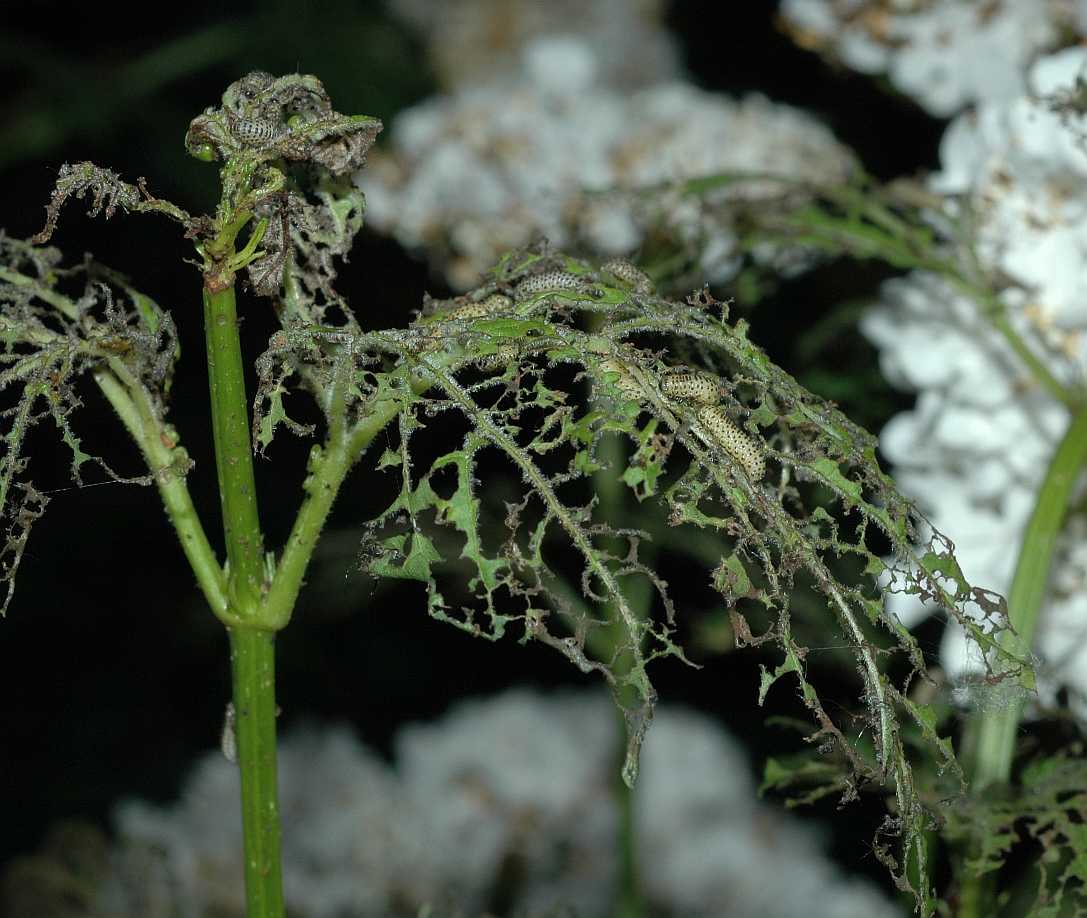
[966,404,1087,788]
[957,404,1087,916]
[264,361,429,629]
[93,362,229,620]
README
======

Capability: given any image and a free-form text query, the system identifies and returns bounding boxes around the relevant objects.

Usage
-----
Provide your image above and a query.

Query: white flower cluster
[93,691,895,917]
[386,0,680,90]
[779,0,1081,116]
[357,35,855,289]
[861,48,1087,707]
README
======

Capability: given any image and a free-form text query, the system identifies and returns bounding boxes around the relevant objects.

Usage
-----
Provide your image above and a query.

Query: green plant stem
[229,626,284,918]
[203,270,283,917]
[0,266,81,319]
[204,282,265,612]
[263,425,354,630]
[613,703,644,918]
[264,373,411,628]
[93,361,229,620]
[943,276,1079,412]
[956,404,1087,917]
[967,404,1087,787]
[729,178,1080,410]
[593,422,645,918]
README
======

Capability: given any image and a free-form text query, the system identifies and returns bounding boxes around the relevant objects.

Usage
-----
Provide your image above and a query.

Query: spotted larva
[600,258,653,294]
[407,293,515,357]
[660,372,719,406]
[476,344,519,371]
[598,358,647,401]
[515,271,586,300]
[476,293,514,313]
[444,293,513,321]
[231,117,284,145]
[696,405,766,480]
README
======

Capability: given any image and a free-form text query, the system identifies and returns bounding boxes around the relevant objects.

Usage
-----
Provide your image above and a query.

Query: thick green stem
[957,404,1087,917]
[203,282,265,611]
[966,404,1087,787]
[229,626,284,917]
[203,268,282,917]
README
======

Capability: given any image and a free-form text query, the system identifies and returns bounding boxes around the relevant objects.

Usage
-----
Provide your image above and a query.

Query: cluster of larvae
[600,363,766,482]
[410,266,601,362]
[420,257,647,331]
[413,261,766,480]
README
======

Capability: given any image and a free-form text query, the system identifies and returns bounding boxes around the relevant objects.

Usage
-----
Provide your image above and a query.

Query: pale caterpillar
[598,358,765,479]
[597,357,647,401]
[443,293,513,321]
[406,293,516,361]
[659,372,719,406]
[600,258,653,294]
[475,344,519,372]
[230,117,285,146]
[221,72,283,147]
[221,700,282,764]
[515,270,587,300]
[695,405,766,480]
[221,702,237,764]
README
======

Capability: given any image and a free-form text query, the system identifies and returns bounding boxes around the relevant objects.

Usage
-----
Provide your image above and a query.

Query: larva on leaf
[696,405,766,480]
[444,294,513,322]
[598,358,647,402]
[660,372,719,405]
[230,117,283,146]
[475,343,518,372]
[515,270,587,300]
[476,293,513,313]
[600,258,653,294]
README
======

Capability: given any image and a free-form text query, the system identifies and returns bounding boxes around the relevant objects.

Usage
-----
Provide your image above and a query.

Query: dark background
[0,0,943,897]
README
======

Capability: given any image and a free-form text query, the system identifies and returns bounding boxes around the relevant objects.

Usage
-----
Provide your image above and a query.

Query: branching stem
[93,360,229,620]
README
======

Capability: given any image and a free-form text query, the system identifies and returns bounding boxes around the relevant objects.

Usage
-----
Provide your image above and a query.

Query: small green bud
[188,142,217,163]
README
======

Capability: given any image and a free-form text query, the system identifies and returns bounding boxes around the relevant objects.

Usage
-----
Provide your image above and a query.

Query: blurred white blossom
[358,36,855,289]
[84,691,896,917]
[105,726,411,917]
[386,0,679,90]
[780,0,1079,116]
[861,47,1087,707]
